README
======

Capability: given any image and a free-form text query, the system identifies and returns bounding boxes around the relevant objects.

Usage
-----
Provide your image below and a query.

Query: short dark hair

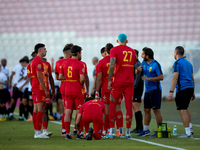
[134,49,139,56]
[100,47,105,54]
[31,51,36,58]
[65,43,73,48]
[84,97,95,103]
[175,46,184,56]
[142,47,154,59]
[71,45,82,56]
[34,43,45,54]
[59,56,64,60]
[19,56,29,63]
[63,45,71,53]
[105,43,113,54]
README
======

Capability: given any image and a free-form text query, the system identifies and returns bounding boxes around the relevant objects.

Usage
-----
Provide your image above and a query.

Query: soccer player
[136,47,163,137]
[42,58,55,136]
[131,50,144,134]
[107,33,136,138]
[8,57,29,120]
[1,59,10,91]
[76,97,105,140]
[59,45,85,139]
[168,46,195,138]
[55,44,72,136]
[30,43,49,138]
[96,43,123,136]
[0,64,10,121]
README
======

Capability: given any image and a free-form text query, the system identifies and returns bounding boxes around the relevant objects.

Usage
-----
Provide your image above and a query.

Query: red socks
[116,110,123,128]
[43,121,48,130]
[125,101,133,128]
[109,101,117,128]
[36,111,43,131]
[64,122,71,134]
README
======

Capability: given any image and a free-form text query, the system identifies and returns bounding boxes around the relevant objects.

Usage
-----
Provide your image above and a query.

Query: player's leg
[61,94,66,137]
[137,92,151,137]
[8,87,18,120]
[92,115,103,140]
[116,103,124,136]
[18,91,24,121]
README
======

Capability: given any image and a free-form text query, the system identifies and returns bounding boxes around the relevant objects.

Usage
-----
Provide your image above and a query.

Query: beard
[143,56,148,61]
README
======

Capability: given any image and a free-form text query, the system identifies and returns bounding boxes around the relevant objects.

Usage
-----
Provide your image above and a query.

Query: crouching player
[76,97,105,140]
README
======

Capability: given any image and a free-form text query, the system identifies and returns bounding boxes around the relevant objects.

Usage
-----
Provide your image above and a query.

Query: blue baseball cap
[118,33,127,42]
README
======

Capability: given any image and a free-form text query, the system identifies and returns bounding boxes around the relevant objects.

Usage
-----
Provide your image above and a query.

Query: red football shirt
[60,58,85,95]
[55,58,67,95]
[97,55,113,93]
[95,63,99,77]
[110,45,136,83]
[79,99,105,116]
[42,61,52,90]
[30,56,44,90]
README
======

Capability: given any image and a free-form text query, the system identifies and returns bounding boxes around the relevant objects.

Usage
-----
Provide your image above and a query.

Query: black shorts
[12,87,22,101]
[175,88,193,110]
[144,89,161,110]
[133,86,143,103]
[0,89,11,103]
[22,88,29,99]
[133,95,142,103]
[28,91,33,101]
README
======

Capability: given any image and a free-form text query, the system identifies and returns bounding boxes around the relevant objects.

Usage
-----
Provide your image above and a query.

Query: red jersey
[80,61,87,94]
[60,58,85,95]
[79,99,105,116]
[97,55,112,93]
[110,45,136,83]
[30,56,44,90]
[55,58,67,95]
[42,61,52,90]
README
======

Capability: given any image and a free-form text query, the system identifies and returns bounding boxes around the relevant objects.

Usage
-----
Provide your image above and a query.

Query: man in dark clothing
[131,50,144,133]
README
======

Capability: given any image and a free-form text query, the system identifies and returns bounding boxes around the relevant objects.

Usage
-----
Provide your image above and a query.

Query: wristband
[169,90,174,93]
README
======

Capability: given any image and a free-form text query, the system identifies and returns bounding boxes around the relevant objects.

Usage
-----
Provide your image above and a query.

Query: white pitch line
[129,138,186,150]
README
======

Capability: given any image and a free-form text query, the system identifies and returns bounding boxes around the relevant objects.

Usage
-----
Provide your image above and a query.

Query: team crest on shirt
[82,68,85,73]
[27,69,30,74]
[38,64,42,69]
[149,67,152,72]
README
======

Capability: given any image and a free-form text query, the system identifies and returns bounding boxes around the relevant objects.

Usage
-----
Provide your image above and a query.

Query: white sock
[86,133,89,136]
[119,127,123,134]
[19,116,22,119]
[43,129,47,132]
[185,127,191,136]
[10,113,13,116]
[110,128,114,135]
[36,131,41,135]
[144,125,149,131]
[62,129,66,132]
[189,123,192,128]
[126,128,130,135]
[74,129,77,131]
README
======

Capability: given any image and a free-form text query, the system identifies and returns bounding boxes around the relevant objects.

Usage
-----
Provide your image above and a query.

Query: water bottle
[173,125,177,135]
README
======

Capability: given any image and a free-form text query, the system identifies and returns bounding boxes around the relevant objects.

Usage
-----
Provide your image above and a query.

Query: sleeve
[35,61,44,72]
[79,63,85,75]
[155,63,163,76]
[12,65,17,73]
[78,105,84,114]
[55,62,59,74]
[110,47,116,58]
[97,62,102,73]
[60,64,64,75]
[83,62,88,75]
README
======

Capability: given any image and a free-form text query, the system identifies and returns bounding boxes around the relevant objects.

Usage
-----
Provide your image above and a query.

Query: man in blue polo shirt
[168,46,195,138]
[136,47,163,137]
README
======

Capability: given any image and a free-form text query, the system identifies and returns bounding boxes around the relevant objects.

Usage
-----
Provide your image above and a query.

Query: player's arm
[108,57,116,90]
[80,74,85,85]
[27,76,32,86]
[58,73,65,80]
[142,74,164,81]
[96,72,102,92]
[49,73,56,100]
[51,58,55,72]
[168,72,179,101]
[18,78,29,91]
[36,71,49,97]
[9,71,15,88]
[0,79,8,85]
[85,74,89,96]
[76,113,82,136]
